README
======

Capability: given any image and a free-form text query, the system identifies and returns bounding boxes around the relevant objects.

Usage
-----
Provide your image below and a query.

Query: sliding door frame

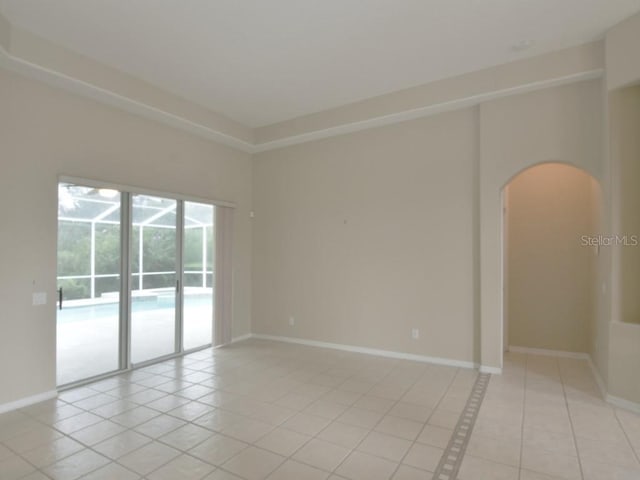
[59,176,235,209]
[121,191,132,371]
[57,176,232,390]
[175,199,185,357]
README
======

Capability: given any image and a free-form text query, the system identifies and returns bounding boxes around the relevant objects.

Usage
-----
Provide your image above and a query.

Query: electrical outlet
[411,328,419,340]
[289,316,295,326]
[32,292,47,306]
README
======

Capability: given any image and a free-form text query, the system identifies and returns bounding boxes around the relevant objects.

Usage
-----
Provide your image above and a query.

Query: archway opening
[502,162,600,355]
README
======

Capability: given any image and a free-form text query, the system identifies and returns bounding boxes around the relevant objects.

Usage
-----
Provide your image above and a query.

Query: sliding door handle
[58,287,63,310]
[176,280,180,293]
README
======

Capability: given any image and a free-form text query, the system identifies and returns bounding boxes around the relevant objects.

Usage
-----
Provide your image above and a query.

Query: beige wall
[253,109,479,363]
[588,173,609,386]
[603,11,640,406]
[0,4,637,410]
[253,80,604,369]
[612,86,640,325]
[607,85,640,403]
[0,10,9,51]
[0,14,253,146]
[609,322,640,402]
[0,69,253,406]
[0,70,607,408]
[606,11,640,91]
[0,23,622,406]
[505,163,597,352]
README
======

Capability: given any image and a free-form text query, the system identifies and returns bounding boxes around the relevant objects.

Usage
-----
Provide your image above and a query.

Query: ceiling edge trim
[252,69,603,153]
[0,42,602,155]
[0,44,257,153]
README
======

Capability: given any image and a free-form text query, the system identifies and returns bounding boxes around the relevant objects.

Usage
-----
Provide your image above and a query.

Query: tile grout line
[382,365,463,479]
[326,361,457,477]
[1,404,131,480]
[84,357,302,479]
[517,353,528,480]
[393,368,468,475]
[5,350,455,480]
[78,350,441,479]
[8,361,256,479]
[430,370,491,480]
[12,346,638,478]
[557,357,585,480]
[14,356,455,480]
[613,409,640,466]
[33,356,286,476]
[259,357,440,478]
[103,358,346,479]
[263,355,453,478]
[324,366,415,476]
[33,385,207,479]
[12,343,631,480]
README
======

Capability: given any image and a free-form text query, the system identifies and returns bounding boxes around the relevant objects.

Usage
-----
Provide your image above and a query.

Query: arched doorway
[501,162,600,355]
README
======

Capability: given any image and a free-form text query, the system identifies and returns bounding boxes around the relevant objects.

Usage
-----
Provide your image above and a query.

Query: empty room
[1,1,640,479]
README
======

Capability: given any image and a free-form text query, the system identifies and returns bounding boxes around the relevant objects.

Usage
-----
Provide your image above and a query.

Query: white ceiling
[1,1,639,127]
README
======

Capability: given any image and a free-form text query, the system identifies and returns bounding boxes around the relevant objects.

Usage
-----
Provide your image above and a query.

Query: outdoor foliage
[58,221,213,300]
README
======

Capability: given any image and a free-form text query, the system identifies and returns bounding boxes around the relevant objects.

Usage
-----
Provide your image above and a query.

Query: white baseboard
[480,365,502,374]
[508,345,588,360]
[586,355,608,400]
[606,393,640,415]
[251,333,478,370]
[510,348,640,415]
[0,390,58,415]
[585,355,640,414]
[229,333,252,344]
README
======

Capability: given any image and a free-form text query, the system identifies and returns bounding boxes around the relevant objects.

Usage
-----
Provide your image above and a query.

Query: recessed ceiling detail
[1,0,639,127]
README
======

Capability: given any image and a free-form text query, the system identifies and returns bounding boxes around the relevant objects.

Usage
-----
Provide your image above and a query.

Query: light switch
[32,292,47,306]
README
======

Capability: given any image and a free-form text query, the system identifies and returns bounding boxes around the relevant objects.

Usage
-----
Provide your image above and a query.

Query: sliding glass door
[57,184,122,385]
[57,182,219,386]
[130,195,179,364]
[183,201,214,350]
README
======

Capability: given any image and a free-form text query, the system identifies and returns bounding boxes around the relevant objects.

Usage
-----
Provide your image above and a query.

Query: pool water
[57,293,212,323]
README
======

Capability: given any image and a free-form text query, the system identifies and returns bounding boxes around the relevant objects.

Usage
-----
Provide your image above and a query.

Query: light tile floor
[461,352,640,480]
[0,340,639,480]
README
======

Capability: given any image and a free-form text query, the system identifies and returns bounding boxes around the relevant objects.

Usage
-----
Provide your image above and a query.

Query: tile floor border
[430,373,491,480]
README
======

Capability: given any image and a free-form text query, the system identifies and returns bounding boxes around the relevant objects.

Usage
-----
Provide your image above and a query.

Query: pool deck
[57,304,212,385]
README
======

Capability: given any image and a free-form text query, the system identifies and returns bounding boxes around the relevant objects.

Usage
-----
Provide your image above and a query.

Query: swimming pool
[57,293,213,324]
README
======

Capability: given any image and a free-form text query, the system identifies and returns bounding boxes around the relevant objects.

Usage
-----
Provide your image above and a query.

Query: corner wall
[611,86,640,325]
[607,85,640,404]
[253,79,604,370]
[604,10,640,406]
[588,173,609,388]
[0,68,253,407]
[606,11,640,91]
